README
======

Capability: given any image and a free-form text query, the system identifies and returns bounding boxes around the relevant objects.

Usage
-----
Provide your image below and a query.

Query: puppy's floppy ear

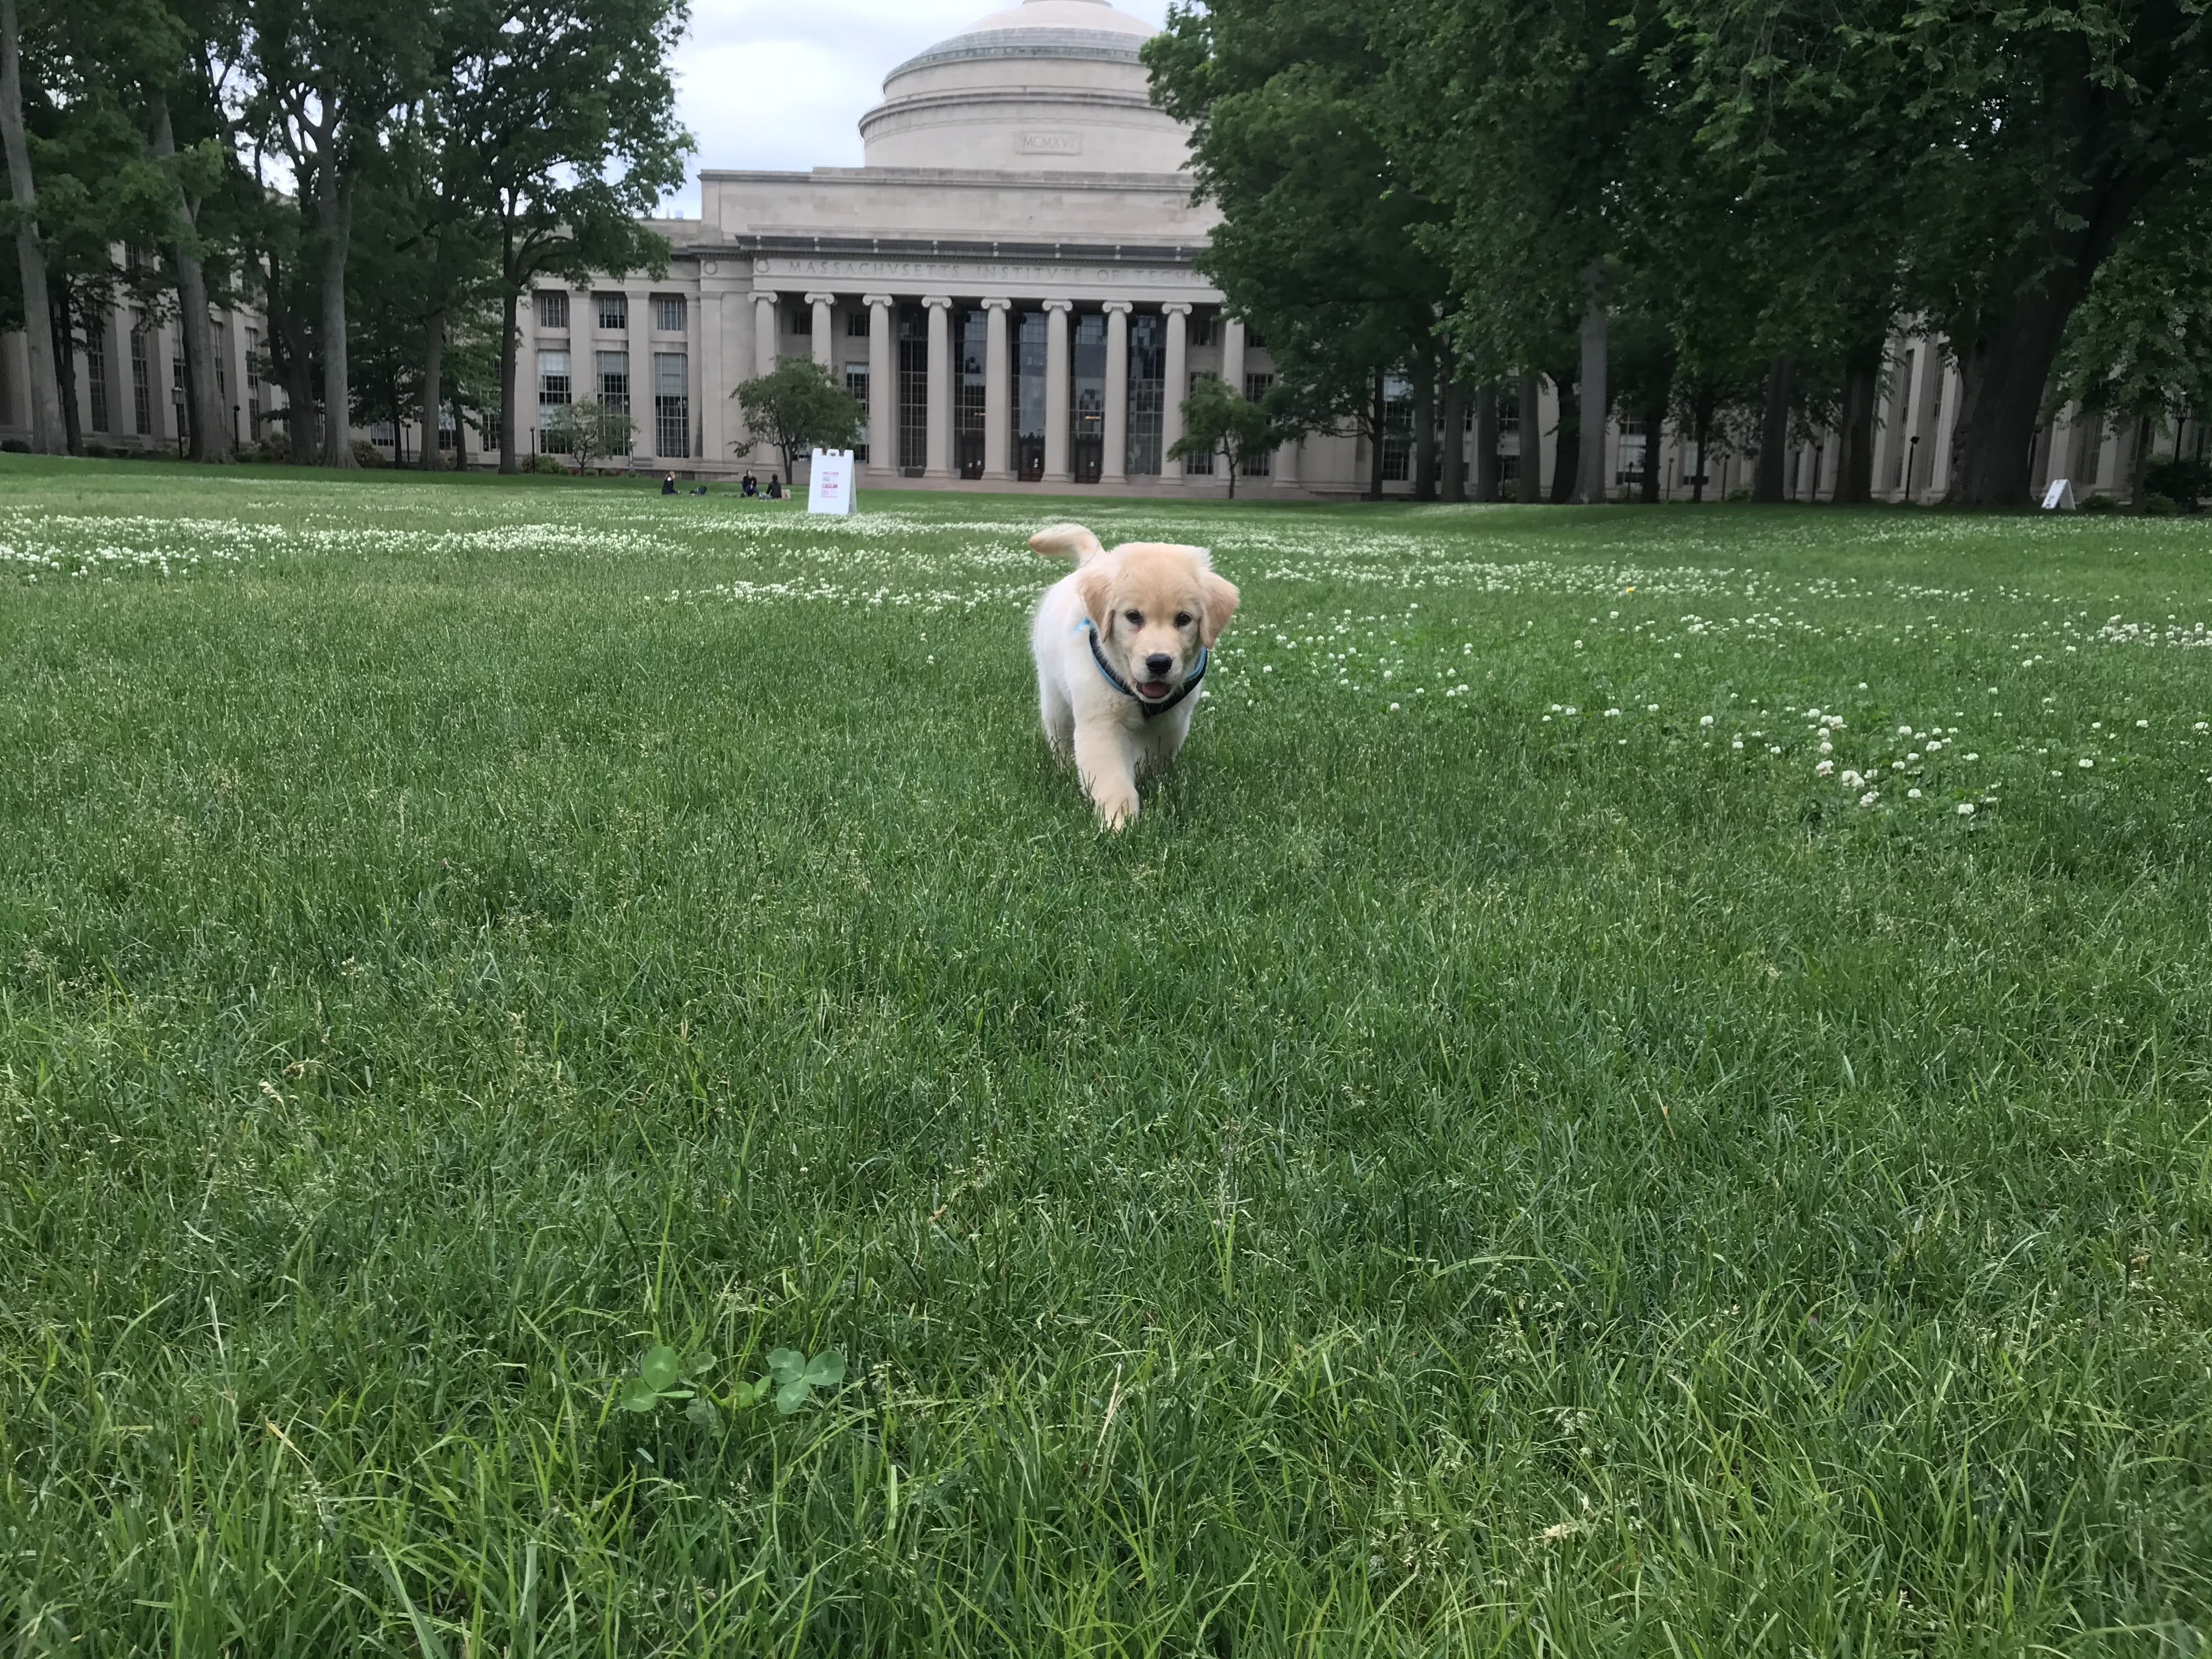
[1074,561,1115,633]
[1197,569,1240,647]
[1029,523,1105,563]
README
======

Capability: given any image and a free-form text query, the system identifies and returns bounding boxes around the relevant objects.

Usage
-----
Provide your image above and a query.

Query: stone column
[699,289,724,467]
[923,295,953,480]
[865,294,895,477]
[806,293,836,371]
[1160,303,1190,481]
[1043,300,1073,485]
[753,291,778,377]
[1276,436,1300,492]
[1221,317,1247,398]
[983,298,1013,482]
[1101,301,1131,486]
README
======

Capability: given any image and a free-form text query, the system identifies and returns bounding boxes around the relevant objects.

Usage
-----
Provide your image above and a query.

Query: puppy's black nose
[1145,653,1173,676]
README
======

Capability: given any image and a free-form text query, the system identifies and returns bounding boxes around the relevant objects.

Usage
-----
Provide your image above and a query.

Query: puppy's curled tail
[1029,523,1105,564]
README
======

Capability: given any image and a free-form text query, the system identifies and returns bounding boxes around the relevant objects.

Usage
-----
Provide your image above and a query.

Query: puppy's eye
[1125,611,1144,627]
[1174,612,1193,628]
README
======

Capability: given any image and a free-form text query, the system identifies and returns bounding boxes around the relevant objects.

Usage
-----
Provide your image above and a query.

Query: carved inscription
[1017,132,1083,155]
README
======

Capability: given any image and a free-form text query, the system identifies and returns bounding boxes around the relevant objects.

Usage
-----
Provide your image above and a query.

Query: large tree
[1667,0,2212,506]
[441,0,689,472]
[1147,1,1451,501]
[242,0,427,467]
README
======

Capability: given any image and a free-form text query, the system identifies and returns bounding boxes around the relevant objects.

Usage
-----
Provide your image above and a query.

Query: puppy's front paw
[1094,788,1139,831]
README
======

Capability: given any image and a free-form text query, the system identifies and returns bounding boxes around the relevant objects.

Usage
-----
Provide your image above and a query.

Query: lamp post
[1906,433,1921,503]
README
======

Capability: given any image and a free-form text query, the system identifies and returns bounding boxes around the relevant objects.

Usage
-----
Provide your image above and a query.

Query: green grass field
[5,458,2212,1655]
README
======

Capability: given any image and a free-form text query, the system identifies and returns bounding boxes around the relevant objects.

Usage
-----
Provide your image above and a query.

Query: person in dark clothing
[662,472,677,495]
[765,475,783,500]
[741,471,759,497]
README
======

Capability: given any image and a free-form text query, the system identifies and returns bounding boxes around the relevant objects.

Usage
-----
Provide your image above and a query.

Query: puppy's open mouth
[1136,680,1173,701]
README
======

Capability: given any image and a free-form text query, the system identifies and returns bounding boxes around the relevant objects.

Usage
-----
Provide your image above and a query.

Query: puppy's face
[1076,542,1240,702]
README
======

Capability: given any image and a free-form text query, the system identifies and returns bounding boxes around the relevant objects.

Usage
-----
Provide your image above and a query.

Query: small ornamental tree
[1170,376,1282,498]
[541,398,634,467]
[732,360,864,481]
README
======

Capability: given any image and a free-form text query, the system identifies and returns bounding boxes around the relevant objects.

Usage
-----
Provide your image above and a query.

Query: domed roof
[861,0,1188,175]
[889,0,1154,78]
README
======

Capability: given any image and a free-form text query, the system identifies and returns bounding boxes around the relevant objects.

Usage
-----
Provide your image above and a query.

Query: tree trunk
[419,309,444,471]
[1367,372,1385,500]
[1549,364,1579,505]
[1692,399,1711,504]
[1835,343,1880,505]
[1472,382,1498,502]
[1413,340,1437,501]
[1753,355,1792,503]
[452,388,469,470]
[499,280,522,473]
[150,95,232,462]
[317,165,356,467]
[1946,231,2132,506]
[1640,377,1668,504]
[1224,439,1237,500]
[1441,376,1468,502]
[1516,371,1542,504]
[264,252,316,462]
[2129,413,2154,505]
[0,0,63,454]
[50,276,80,455]
[1573,264,1607,504]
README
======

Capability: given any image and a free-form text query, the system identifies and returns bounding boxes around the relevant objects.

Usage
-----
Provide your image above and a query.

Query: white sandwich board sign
[808,449,855,516]
[2042,478,2076,511]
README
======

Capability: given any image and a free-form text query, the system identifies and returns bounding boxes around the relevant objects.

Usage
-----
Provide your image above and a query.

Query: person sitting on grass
[662,472,677,495]
[765,475,783,500]
[741,471,759,497]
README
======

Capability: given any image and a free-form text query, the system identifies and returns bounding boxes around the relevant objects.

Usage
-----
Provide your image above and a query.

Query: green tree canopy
[732,358,863,481]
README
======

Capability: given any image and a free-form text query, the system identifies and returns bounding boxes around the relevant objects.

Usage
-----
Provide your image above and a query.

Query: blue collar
[1085,623,1208,720]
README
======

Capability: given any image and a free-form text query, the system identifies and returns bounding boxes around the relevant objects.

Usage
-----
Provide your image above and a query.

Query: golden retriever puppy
[1028,522,1240,828]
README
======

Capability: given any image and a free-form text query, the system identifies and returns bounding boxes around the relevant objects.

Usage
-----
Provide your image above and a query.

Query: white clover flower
[2136,719,2149,728]
[1816,759,1835,776]
[1925,739,1943,751]
[1859,790,1880,806]
[1604,708,1621,718]
[1907,787,1923,799]
[1841,770,1863,788]
[1389,702,1401,712]
[1956,803,1975,816]
[1897,725,1911,736]
[2197,721,2210,732]
[2090,720,2101,729]
[1564,707,1578,716]
[1731,739,1744,750]
[1646,703,1659,713]
[1573,640,1584,649]
[2079,757,2094,768]
[1700,714,1715,727]
[1858,682,1869,690]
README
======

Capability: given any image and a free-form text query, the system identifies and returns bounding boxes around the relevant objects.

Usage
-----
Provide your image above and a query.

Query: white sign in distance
[808,449,855,516]
[2042,478,2076,510]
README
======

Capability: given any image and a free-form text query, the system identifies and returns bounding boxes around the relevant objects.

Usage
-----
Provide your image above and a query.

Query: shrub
[2142,454,2211,508]
[2138,492,2182,517]
[1,439,29,454]
[527,452,566,475]
[351,439,392,469]
[2078,493,2121,514]
[1724,486,1754,504]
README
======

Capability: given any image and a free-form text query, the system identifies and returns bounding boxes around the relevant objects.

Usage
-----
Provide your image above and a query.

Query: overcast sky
[660,0,1177,217]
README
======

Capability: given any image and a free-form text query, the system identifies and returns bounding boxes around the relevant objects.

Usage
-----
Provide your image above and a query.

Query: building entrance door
[1015,436,1045,481]
[1071,437,1103,483]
